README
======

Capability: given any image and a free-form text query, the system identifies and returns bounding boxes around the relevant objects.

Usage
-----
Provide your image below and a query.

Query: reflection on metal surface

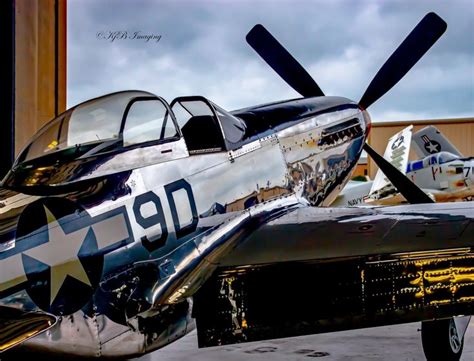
[151,195,301,307]
[195,251,474,347]
[0,85,469,357]
[279,110,366,206]
[392,247,471,259]
[0,11,465,358]
[0,306,56,352]
[220,277,247,339]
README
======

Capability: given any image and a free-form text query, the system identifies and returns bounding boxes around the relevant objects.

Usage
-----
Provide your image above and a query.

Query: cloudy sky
[68,0,473,122]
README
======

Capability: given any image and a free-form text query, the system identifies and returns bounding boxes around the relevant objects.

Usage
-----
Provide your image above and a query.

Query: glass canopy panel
[210,102,246,143]
[438,152,458,164]
[18,91,148,163]
[123,99,177,146]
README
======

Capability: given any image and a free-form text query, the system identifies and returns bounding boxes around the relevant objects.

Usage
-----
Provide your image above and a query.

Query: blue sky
[68,0,474,122]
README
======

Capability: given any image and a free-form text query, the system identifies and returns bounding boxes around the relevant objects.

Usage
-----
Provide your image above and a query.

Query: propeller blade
[359,12,447,109]
[363,143,434,204]
[246,24,324,98]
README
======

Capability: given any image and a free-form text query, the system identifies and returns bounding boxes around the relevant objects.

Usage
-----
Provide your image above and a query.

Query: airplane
[331,179,373,206]
[367,125,474,204]
[0,12,472,361]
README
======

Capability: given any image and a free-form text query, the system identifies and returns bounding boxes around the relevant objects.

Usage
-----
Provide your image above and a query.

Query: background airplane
[366,125,474,204]
[331,179,373,206]
[0,12,472,361]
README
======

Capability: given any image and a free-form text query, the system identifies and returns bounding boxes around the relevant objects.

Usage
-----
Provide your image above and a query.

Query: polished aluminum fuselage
[0,97,368,357]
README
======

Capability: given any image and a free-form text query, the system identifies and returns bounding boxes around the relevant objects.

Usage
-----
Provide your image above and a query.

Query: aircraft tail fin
[412,125,463,158]
[369,125,413,200]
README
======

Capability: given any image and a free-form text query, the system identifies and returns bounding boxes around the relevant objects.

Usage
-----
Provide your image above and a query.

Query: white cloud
[67,0,474,121]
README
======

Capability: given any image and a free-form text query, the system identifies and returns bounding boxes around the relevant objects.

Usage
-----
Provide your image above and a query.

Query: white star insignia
[426,142,440,153]
[23,206,92,305]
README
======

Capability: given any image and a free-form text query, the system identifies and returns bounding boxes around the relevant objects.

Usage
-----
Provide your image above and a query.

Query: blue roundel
[17,197,103,316]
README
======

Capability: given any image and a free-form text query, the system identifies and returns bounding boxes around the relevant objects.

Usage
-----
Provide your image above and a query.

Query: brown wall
[367,118,474,178]
[15,0,67,155]
[353,163,368,178]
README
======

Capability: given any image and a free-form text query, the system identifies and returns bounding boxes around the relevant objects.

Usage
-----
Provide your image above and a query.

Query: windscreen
[18,91,146,163]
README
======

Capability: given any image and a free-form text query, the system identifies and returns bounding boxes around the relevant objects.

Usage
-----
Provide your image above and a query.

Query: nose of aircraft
[362,109,372,140]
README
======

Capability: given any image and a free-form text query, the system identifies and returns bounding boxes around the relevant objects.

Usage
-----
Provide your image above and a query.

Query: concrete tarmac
[140,319,474,361]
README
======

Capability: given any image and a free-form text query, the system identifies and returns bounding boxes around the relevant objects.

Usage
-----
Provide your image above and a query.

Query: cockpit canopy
[14,91,246,167]
[15,91,179,164]
[407,151,459,172]
[6,91,247,189]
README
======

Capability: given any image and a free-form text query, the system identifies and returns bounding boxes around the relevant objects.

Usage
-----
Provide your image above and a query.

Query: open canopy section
[171,96,247,153]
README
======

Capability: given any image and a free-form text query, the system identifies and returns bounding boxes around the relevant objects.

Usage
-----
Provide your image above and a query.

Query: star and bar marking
[0,201,133,312]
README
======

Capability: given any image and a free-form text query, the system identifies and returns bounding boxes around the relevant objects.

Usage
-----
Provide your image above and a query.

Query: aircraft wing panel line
[219,203,474,267]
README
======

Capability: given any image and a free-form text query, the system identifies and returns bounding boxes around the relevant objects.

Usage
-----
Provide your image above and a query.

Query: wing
[0,306,56,353]
[194,203,474,347]
[369,125,413,200]
[220,202,474,266]
[412,125,463,157]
